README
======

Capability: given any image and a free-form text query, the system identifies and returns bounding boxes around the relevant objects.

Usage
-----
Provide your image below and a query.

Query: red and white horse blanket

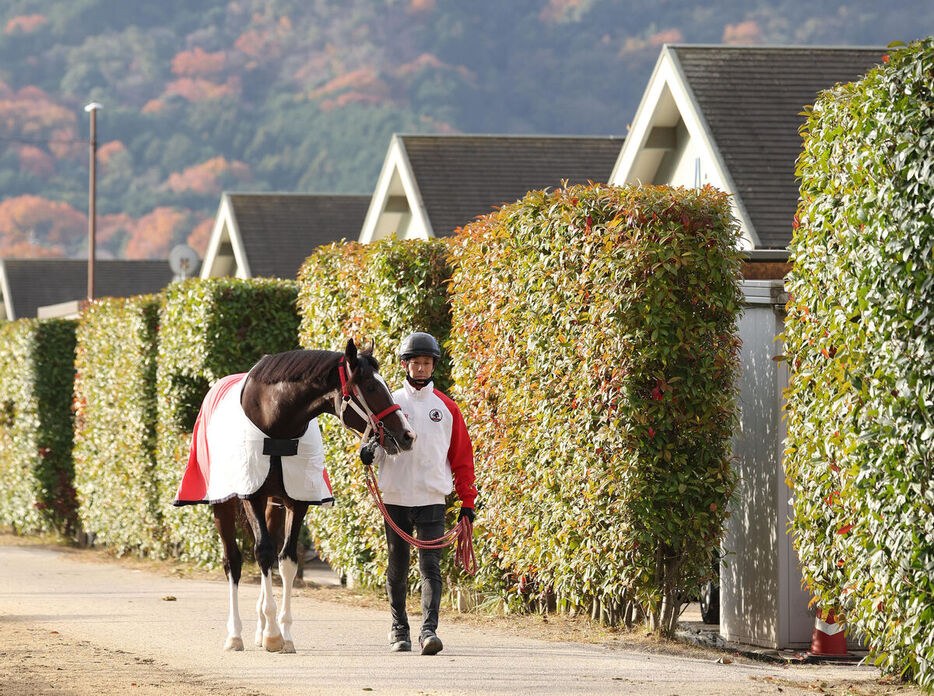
[173,373,333,506]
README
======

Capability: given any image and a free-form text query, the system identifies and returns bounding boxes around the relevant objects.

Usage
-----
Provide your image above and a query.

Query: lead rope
[363,445,477,575]
[332,358,476,574]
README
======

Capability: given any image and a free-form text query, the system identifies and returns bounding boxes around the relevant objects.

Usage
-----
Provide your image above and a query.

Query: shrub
[0,319,77,535]
[73,295,163,556]
[297,238,453,587]
[156,278,300,564]
[785,38,934,688]
[448,183,743,634]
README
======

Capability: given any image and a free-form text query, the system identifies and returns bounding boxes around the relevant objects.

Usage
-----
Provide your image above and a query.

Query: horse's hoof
[263,634,284,652]
[254,631,263,647]
[224,637,244,652]
[280,640,295,654]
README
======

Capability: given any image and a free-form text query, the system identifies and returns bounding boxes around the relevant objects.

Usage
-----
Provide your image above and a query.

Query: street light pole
[84,102,102,301]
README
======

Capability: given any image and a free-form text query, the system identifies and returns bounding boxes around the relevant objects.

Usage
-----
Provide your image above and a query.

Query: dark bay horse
[196,340,415,652]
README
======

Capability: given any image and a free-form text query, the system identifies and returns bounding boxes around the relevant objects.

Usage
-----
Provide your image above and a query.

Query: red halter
[337,357,402,448]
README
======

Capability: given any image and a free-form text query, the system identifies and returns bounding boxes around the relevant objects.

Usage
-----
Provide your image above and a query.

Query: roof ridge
[666,43,887,51]
[2,258,170,263]
[395,133,625,140]
[224,191,371,197]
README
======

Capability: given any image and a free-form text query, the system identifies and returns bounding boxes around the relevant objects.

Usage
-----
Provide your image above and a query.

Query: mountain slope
[0,0,929,259]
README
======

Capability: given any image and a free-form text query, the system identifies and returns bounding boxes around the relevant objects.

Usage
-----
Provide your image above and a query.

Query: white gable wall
[200,195,251,278]
[0,262,13,320]
[611,46,757,249]
[359,136,432,243]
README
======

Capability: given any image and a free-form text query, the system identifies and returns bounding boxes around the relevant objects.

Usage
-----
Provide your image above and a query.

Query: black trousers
[384,503,445,640]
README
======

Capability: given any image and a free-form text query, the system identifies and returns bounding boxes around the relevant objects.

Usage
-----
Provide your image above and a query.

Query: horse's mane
[249,348,380,386]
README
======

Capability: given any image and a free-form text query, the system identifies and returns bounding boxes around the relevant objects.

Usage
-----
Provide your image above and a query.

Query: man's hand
[359,440,380,466]
[457,506,475,524]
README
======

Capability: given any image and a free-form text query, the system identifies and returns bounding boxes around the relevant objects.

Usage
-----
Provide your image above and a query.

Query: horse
[174,339,415,652]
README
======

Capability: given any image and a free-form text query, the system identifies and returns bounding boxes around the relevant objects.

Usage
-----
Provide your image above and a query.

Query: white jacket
[378,379,477,508]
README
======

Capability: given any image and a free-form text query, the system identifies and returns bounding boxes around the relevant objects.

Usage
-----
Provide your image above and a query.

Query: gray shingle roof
[226,193,371,278]
[1,259,173,320]
[670,46,886,249]
[398,135,625,237]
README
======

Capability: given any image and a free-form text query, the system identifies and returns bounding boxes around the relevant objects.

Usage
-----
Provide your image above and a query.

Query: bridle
[332,356,403,449]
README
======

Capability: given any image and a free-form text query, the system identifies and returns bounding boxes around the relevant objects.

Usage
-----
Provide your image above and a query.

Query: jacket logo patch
[428,409,443,422]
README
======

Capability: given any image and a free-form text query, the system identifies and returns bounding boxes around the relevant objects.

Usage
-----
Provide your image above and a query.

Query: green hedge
[297,238,453,588]
[156,278,300,564]
[0,319,77,535]
[73,295,163,556]
[449,184,743,634]
[785,39,934,688]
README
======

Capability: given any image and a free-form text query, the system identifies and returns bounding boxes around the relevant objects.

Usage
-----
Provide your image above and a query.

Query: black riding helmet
[399,332,441,361]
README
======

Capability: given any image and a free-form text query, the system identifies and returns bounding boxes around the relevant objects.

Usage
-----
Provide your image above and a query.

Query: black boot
[389,627,411,653]
[419,629,443,655]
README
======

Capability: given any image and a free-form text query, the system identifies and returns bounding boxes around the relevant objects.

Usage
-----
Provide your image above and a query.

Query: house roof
[403,135,626,237]
[202,193,371,279]
[360,134,625,241]
[0,259,173,320]
[670,45,885,249]
[613,45,885,250]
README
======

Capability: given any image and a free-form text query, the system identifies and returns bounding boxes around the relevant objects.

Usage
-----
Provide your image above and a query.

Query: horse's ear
[345,338,358,368]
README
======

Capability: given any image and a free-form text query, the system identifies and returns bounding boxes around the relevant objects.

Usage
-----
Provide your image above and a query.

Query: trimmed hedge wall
[73,295,163,556]
[0,319,77,535]
[297,238,453,587]
[449,184,743,633]
[156,278,300,564]
[785,39,934,688]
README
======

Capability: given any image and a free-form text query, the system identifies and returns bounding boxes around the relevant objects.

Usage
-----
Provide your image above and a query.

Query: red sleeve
[435,391,477,508]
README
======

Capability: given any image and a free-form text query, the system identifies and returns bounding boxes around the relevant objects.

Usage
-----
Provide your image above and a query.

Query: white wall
[721,280,812,649]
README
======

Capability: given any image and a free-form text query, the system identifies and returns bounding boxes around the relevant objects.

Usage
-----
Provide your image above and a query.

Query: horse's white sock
[224,576,244,651]
[277,558,298,653]
[259,570,283,651]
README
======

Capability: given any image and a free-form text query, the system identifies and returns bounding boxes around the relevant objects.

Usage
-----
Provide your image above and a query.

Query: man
[361,331,477,655]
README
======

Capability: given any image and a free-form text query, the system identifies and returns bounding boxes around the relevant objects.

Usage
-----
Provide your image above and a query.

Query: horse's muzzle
[399,428,416,450]
[382,427,416,455]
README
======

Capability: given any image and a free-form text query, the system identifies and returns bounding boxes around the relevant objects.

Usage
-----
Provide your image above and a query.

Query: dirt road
[0,543,918,696]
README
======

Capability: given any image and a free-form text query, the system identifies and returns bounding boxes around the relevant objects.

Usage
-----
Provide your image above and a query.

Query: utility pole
[84,102,102,301]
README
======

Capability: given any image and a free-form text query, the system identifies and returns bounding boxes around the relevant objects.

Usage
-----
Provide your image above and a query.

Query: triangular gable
[358,135,432,243]
[200,194,252,278]
[610,45,757,248]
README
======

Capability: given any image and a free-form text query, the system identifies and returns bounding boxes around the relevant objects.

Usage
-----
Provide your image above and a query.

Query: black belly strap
[263,438,299,457]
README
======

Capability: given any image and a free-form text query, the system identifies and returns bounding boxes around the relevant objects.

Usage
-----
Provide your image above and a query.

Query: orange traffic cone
[808,608,851,658]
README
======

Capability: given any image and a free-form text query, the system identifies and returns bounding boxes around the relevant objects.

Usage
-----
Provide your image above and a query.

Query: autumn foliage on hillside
[4,14,46,34]
[0,195,206,260]
[166,157,251,195]
[0,196,81,257]
[0,0,925,261]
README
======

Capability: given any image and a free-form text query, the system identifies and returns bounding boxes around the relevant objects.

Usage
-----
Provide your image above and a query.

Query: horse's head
[340,339,416,455]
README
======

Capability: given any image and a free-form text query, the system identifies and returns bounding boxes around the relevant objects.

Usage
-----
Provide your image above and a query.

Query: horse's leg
[242,494,284,652]
[277,500,309,654]
[213,499,244,651]
[254,500,282,646]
